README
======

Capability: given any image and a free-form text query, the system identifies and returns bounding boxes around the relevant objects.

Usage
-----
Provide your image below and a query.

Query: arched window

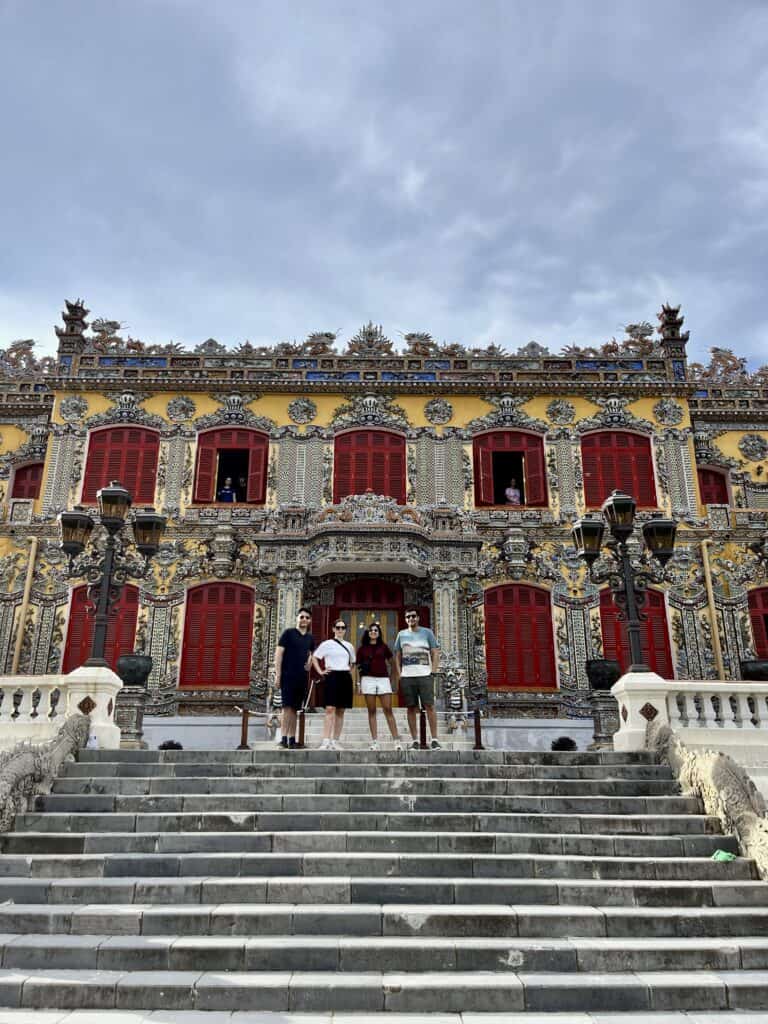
[179,583,255,687]
[484,584,557,690]
[473,431,547,507]
[62,583,139,673]
[82,427,160,504]
[599,588,673,677]
[748,587,768,659]
[698,467,729,505]
[581,431,657,508]
[333,430,406,504]
[193,429,269,504]
[11,462,44,500]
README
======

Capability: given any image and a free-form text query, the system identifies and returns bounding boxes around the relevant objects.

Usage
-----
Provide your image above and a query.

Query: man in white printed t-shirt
[393,607,441,750]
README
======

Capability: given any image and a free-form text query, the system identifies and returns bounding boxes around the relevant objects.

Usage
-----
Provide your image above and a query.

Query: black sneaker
[288,738,298,749]
[277,736,288,749]
[410,740,420,750]
[430,739,442,750]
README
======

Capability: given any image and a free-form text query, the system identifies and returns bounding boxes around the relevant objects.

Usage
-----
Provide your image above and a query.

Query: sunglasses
[405,614,417,620]
[334,624,346,629]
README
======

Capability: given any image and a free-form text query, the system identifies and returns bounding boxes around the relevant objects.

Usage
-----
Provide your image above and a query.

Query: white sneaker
[319,738,332,751]
[369,740,380,751]
[331,739,343,751]
[394,739,404,751]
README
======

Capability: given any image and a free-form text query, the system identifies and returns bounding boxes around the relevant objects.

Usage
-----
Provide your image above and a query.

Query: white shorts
[360,676,393,696]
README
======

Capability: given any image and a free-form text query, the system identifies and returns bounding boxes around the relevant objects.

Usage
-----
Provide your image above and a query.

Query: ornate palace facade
[0,302,767,718]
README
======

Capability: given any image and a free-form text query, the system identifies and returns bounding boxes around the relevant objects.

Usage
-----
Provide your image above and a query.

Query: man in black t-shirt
[274,608,315,749]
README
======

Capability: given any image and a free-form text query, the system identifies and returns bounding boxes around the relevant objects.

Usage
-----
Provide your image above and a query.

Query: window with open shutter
[484,584,557,690]
[581,431,657,508]
[81,428,159,504]
[748,588,768,659]
[472,431,548,507]
[11,462,44,500]
[62,583,139,673]
[698,467,729,505]
[179,582,255,687]
[193,429,269,503]
[600,588,673,676]
[333,430,406,503]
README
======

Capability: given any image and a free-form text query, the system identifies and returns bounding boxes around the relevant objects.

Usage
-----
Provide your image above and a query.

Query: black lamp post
[58,481,166,668]
[572,490,677,672]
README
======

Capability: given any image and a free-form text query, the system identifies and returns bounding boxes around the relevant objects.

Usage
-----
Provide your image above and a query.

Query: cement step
[0,875,764,906]
[3,901,768,938]
[1,828,737,857]
[0,851,753,881]
[0,966,767,1012]
[59,759,676,778]
[15,810,723,835]
[35,794,702,815]
[2,933,768,973]
[51,776,680,796]
[75,748,658,764]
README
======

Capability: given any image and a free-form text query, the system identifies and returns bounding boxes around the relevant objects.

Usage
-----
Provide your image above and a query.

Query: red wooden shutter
[246,433,269,503]
[599,588,673,677]
[484,584,556,690]
[62,583,139,673]
[11,463,43,499]
[698,467,729,505]
[582,432,657,508]
[179,582,255,687]
[333,431,406,503]
[473,436,496,506]
[749,588,768,659]
[82,428,159,504]
[194,435,217,502]
[522,434,547,506]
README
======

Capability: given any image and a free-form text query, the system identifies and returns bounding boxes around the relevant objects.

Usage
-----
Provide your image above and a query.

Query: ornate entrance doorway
[310,579,430,707]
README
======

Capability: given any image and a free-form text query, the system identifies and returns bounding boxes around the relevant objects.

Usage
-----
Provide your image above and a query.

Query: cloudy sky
[1,0,767,365]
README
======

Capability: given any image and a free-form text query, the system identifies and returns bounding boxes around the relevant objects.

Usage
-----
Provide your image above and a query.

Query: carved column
[662,432,698,520]
[140,592,183,715]
[275,569,305,642]
[161,431,192,518]
[41,430,81,515]
[432,569,461,658]
[277,438,325,507]
[548,430,579,517]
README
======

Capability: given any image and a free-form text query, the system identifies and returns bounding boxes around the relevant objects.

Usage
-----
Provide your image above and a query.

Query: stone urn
[585,659,622,691]
[115,653,153,688]
[740,660,768,682]
[114,653,153,749]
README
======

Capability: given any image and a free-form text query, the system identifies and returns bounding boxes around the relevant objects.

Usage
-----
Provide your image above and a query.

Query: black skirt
[324,670,354,708]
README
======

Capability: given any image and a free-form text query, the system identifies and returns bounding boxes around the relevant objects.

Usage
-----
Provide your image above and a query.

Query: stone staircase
[0,747,766,1020]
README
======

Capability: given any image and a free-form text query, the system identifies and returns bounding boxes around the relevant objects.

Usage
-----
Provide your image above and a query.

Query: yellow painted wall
[716,430,768,481]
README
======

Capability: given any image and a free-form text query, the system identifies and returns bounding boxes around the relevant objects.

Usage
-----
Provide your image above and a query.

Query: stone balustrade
[0,665,122,751]
[612,670,768,754]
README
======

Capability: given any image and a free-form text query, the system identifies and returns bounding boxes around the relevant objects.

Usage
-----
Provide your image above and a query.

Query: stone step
[0,851,753,881]
[0,1014,767,1024]
[2,828,737,858]
[51,776,679,796]
[15,810,723,835]
[0,965,767,1012]
[60,760,676,779]
[3,932,768,974]
[35,793,701,815]
[75,748,657,764]
[0,875,765,907]
[3,901,768,938]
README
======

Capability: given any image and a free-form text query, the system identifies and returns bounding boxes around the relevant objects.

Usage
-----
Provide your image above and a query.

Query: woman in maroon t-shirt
[356,623,403,751]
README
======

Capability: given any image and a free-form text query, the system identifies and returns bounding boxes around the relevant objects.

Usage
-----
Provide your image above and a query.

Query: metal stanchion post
[297,709,306,749]
[473,707,484,751]
[234,706,251,751]
[419,702,428,749]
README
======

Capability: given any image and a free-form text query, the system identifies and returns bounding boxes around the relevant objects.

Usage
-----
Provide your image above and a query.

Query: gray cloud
[1,0,767,364]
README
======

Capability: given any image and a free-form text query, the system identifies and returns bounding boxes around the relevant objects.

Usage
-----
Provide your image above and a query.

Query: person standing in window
[357,623,403,751]
[394,609,441,749]
[274,608,315,749]
[217,476,236,503]
[313,621,356,750]
[504,477,521,505]
[237,475,248,502]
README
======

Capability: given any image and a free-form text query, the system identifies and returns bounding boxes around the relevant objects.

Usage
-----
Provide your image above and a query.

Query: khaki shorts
[400,675,435,708]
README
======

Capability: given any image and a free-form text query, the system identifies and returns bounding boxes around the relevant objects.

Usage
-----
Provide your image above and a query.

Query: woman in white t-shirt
[312,620,356,751]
